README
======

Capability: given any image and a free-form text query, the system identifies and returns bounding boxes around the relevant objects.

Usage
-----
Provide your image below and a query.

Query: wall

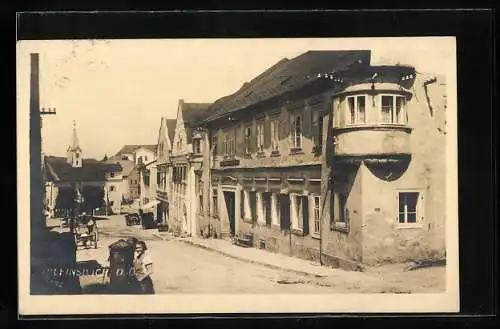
[134,148,155,166]
[360,75,447,265]
[321,164,364,270]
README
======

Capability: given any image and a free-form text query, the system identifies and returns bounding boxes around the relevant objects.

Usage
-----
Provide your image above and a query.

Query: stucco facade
[193,51,447,269]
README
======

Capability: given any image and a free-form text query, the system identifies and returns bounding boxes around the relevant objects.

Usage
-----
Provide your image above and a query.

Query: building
[137,159,158,214]
[113,144,157,200]
[167,100,212,236]
[155,117,176,224]
[44,122,123,216]
[194,50,446,269]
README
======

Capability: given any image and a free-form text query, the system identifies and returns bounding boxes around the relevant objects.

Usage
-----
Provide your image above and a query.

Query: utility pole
[30,53,56,236]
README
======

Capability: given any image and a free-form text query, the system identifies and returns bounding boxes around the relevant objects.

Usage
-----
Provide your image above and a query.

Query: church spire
[69,120,80,152]
[67,120,82,167]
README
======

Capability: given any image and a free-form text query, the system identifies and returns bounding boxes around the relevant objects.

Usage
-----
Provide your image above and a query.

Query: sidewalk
[158,233,351,278]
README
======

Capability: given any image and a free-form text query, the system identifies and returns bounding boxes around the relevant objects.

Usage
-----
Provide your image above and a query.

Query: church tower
[66,121,82,167]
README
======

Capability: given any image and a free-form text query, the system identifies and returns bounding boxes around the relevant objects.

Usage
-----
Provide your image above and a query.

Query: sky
[17,37,455,160]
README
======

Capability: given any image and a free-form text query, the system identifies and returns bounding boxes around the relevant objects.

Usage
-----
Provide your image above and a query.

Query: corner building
[195,50,447,269]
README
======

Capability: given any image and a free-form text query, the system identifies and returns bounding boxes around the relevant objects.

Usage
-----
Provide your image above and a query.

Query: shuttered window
[256,122,265,153]
[290,112,302,149]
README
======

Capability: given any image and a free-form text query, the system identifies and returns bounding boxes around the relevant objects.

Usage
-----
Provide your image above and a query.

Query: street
[58,215,445,294]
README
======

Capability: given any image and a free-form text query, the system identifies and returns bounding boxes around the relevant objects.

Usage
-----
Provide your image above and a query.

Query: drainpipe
[319,99,335,266]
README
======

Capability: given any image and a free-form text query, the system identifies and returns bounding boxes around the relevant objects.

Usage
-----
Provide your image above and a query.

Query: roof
[178,101,212,144]
[201,50,372,124]
[165,119,177,147]
[104,159,135,177]
[115,144,157,156]
[44,156,122,182]
[180,101,212,127]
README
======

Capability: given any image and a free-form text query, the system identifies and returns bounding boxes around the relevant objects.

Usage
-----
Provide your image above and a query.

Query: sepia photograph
[17,37,459,314]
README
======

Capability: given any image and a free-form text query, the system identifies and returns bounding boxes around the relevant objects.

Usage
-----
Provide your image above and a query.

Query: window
[244,127,251,154]
[270,119,280,151]
[211,135,217,155]
[398,192,421,224]
[193,139,201,154]
[110,185,115,192]
[332,192,348,229]
[257,122,264,152]
[346,95,366,124]
[381,95,407,124]
[313,196,321,234]
[75,153,80,159]
[295,195,303,230]
[228,130,235,156]
[290,112,302,149]
[292,195,309,231]
[110,172,115,178]
[223,133,228,156]
[109,201,114,206]
[145,156,148,162]
[313,111,324,150]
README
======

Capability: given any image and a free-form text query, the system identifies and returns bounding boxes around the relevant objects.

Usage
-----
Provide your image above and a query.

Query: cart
[73,217,99,249]
[125,213,141,226]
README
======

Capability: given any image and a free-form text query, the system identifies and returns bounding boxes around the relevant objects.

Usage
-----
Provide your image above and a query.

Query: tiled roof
[115,144,157,156]
[181,101,212,127]
[104,159,135,177]
[44,156,122,182]
[166,119,177,147]
[201,50,372,124]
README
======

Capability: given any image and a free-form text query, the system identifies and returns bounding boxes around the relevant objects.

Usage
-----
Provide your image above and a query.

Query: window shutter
[217,130,223,156]
[419,193,425,222]
[302,105,311,140]
[302,196,309,235]
[236,124,244,157]
[251,120,257,153]
[264,115,271,149]
[280,108,289,141]
[395,193,399,222]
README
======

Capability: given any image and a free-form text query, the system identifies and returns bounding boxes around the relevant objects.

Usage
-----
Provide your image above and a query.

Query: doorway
[223,191,236,236]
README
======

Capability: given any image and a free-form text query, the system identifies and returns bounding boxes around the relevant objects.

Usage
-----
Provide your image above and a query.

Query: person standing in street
[132,240,155,294]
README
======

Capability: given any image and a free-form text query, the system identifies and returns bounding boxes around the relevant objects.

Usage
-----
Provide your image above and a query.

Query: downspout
[319,96,335,267]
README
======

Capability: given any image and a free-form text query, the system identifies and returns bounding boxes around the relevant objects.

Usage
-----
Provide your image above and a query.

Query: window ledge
[395,223,424,229]
[242,217,254,224]
[289,148,304,155]
[256,152,266,158]
[331,223,349,233]
[311,233,321,240]
[334,124,412,133]
[270,151,281,157]
[312,146,322,155]
[291,228,304,236]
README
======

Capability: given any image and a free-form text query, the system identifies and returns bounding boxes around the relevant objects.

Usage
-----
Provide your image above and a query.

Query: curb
[177,239,327,278]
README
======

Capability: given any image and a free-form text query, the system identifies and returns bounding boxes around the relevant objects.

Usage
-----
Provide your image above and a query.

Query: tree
[81,185,105,214]
[55,186,77,215]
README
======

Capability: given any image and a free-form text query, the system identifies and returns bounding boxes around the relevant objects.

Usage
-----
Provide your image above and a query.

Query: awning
[141,200,160,209]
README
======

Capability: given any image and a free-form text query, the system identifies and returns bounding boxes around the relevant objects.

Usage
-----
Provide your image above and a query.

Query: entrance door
[223,191,236,235]
[156,202,163,223]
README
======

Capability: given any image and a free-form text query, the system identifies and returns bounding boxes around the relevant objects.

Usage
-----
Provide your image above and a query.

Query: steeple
[66,120,83,167]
